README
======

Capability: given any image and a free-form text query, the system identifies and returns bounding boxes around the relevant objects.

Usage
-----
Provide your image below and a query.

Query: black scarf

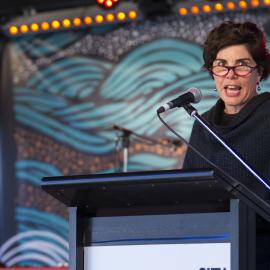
[183,92,270,193]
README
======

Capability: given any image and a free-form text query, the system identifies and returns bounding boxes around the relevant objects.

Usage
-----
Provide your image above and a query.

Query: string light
[106,13,115,22]
[84,16,93,25]
[190,6,200,14]
[202,5,211,12]
[51,20,61,29]
[239,0,248,8]
[62,19,71,28]
[128,10,137,19]
[20,24,29,33]
[9,26,18,35]
[41,22,50,31]
[30,23,39,32]
[6,6,140,37]
[227,2,236,9]
[179,7,188,15]
[104,0,113,8]
[95,14,104,23]
[73,17,82,27]
[215,3,224,11]
[251,0,260,7]
[117,12,126,20]
[8,0,268,38]
[96,0,119,9]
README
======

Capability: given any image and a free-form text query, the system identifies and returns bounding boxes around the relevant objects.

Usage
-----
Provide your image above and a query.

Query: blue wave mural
[16,160,62,186]
[13,32,84,58]
[13,38,218,158]
[16,208,68,239]
[0,228,68,267]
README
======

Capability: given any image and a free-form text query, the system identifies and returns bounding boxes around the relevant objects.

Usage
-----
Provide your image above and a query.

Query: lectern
[42,169,270,270]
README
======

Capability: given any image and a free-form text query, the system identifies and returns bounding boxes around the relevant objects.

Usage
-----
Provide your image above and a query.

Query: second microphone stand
[115,128,131,173]
[113,124,183,173]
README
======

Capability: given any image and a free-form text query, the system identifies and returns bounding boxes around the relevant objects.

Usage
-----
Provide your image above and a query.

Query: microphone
[157,88,202,114]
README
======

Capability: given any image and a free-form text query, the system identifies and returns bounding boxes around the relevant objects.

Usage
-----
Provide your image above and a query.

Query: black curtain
[0,37,16,245]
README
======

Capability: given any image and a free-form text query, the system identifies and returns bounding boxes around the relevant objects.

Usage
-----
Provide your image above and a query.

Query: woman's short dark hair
[203,21,270,80]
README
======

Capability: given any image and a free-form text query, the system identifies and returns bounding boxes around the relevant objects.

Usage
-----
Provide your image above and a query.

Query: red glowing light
[96,0,119,8]
[105,0,113,7]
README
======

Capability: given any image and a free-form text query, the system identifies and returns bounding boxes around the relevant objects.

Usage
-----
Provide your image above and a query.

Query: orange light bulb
[95,15,104,23]
[202,5,211,12]
[51,20,61,29]
[84,16,93,25]
[191,6,200,14]
[215,3,224,11]
[62,19,71,28]
[106,13,115,22]
[128,10,137,19]
[20,24,29,33]
[239,1,248,8]
[9,26,18,35]
[30,23,39,32]
[41,22,50,30]
[179,7,188,15]
[73,18,82,27]
[117,12,126,20]
[227,2,236,9]
[251,0,260,6]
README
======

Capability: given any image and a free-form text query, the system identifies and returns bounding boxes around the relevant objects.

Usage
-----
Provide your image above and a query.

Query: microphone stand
[122,130,130,173]
[183,104,270,191]
[114,128,131,173]
[112,124,183,173]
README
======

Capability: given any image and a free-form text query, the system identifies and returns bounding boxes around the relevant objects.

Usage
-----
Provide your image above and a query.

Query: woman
[184,21,270,186]
[183,21,270,269]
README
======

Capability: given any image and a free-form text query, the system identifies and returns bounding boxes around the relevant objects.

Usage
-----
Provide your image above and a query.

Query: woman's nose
[226,68,237,79]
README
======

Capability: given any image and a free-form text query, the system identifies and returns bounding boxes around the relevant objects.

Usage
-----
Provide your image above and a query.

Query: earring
[257,82,261,92]
[213,88,217,91]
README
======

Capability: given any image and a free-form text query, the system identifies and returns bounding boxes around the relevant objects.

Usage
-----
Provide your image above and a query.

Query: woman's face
[212,44,261,114]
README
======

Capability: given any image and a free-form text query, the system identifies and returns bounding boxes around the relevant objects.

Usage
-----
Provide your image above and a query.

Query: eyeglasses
[211,65,257,77]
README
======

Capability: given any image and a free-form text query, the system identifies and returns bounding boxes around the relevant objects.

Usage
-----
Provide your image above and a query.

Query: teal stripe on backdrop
[16,160,62,185]
[16,208,68,238]
[15,32,84,58]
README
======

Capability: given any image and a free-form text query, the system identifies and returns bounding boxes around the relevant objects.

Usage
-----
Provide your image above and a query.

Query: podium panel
[42,169,270,270]
[84,243,230,270]
[83,211,232,270]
